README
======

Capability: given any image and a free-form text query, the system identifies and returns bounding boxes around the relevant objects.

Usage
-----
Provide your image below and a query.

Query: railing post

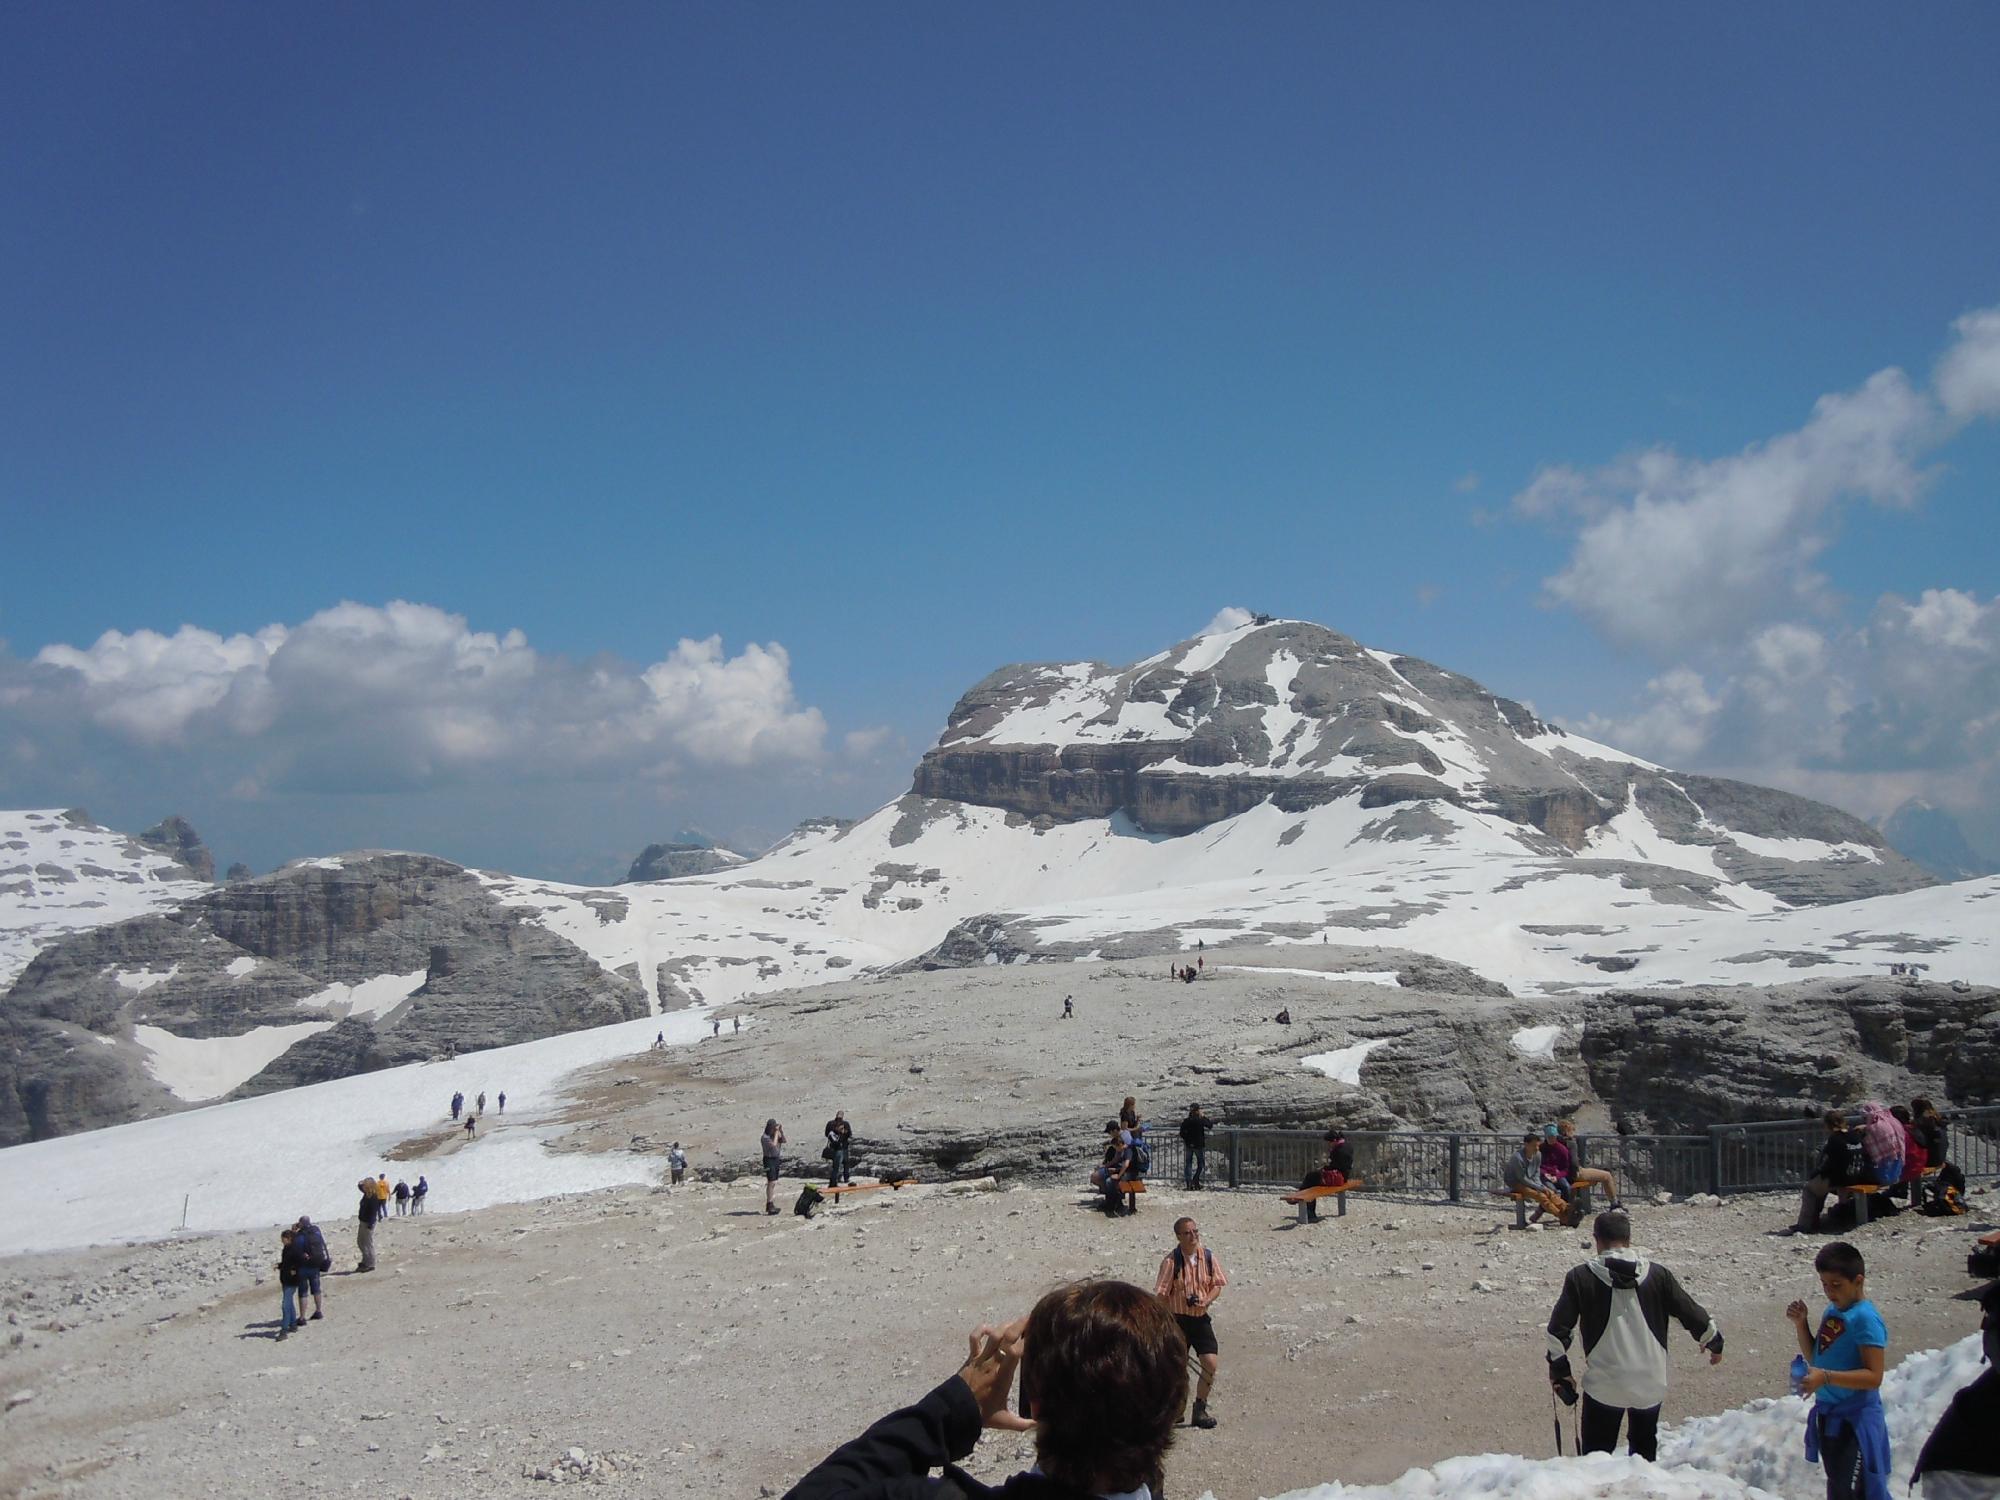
[1228,1130,1241,1190]
[1708,1126,1725,1197]
[1448,1134,1462,1203]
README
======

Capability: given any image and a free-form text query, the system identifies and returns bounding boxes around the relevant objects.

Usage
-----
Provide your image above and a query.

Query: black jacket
[359,1190,383,1225]
[1813,1130,1862,1187]
[1912,1367,2000,1483]
[1546,1250,1721,1410]
[1178,1114,1208,1149]
[278,1240,307,1288]
[784,1377,1099,1500]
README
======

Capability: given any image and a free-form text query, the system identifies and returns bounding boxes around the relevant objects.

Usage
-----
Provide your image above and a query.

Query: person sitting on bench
[1295,1127,1355,1223]
[1505,1133,1572,1225]
[1095,1121,1139,1215]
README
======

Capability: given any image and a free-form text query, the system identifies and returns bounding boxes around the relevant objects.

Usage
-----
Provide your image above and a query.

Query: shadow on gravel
[237,1319,289,1340]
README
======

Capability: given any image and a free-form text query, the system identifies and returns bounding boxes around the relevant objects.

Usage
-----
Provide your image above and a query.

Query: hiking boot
[309,1311,324,1320]
[1190,1400,1217,1429]
[765,1203,779,1215]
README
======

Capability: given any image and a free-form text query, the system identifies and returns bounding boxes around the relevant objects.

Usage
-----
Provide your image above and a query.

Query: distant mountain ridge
[4,615,1992,1146]
[1880,797,1998,883]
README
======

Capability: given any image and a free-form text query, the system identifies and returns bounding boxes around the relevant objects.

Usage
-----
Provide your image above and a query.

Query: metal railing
[1125,1105,1999,1202]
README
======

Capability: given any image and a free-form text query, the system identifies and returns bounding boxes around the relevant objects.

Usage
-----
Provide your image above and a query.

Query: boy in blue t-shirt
[1785,1241,1890,1500]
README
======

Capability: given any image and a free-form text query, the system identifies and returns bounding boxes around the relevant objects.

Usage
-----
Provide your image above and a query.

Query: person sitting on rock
[783,1279,1187,1500]
[1504,1134,1572,1225]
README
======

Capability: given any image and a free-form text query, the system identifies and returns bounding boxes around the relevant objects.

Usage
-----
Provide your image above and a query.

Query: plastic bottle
[1790,1354,1809,1396]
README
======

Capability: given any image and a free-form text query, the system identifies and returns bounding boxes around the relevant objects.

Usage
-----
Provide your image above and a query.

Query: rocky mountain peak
[911,615,1933,905]
[138,815,215,883]
[1880,797,1997,883]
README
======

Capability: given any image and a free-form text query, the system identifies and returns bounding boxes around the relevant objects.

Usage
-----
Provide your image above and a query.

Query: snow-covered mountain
[0,808,212,988]
[5,616,1997,1142]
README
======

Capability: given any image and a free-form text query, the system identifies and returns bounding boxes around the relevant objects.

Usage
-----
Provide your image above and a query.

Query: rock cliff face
[139,816,215,883]
[1577,977,2000,1132]
[621,842,747,883]
[0,853,646,1144]
[911,618,1932,906]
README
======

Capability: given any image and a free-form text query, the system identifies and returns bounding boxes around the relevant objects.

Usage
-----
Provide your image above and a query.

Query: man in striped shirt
[1156,1216,1228,1430]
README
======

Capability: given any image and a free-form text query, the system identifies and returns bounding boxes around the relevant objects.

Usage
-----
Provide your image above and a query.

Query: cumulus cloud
[1202,605,1255,635]
[1514,304,1999,653]
[12,601,830,796]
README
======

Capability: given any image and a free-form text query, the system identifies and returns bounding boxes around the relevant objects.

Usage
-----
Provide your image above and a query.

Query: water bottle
[1790,1355,1809,1396]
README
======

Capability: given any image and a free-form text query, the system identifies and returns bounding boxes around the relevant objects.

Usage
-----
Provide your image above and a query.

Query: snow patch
[293,968,429,1020]
[1300,1037,1390,1085]
[114,965,179,993]
[224,956,259,979]
[135,1020,337,1102]
[1509,1025,1561,1060]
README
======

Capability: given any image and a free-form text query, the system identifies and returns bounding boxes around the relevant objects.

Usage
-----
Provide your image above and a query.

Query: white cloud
[17,602,830,791]
[1201,606,1255,635]
[1514,304,2000,654]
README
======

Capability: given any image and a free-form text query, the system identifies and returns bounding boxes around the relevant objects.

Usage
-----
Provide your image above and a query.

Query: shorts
[1175,1313,1218,1358]
[301,1268,322,1297]
[764,1159,781,1182]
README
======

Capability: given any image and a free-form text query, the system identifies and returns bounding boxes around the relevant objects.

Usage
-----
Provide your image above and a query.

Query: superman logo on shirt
[1815,1315,1845,1353]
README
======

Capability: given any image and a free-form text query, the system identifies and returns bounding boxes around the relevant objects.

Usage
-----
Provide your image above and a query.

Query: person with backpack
[450,1091,462,1121]
[824,1110,854,1187]
[411,1176,428,1214]
[355,1178,382,1272]
[1155,1217,1227,1429]
[394,1179,411,1215]
[293,1215,330,1320]
[1179,1104,1211,1191]
[1547,1210,1723,1461]
[1096,1121,1137,1216]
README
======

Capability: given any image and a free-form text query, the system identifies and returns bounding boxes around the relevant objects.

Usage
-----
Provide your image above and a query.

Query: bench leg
[1336,1192,1348,1218]
[1856,1192,1869,1226]
[1297,1202,1309,1224]
[1515,1198,1528,1229]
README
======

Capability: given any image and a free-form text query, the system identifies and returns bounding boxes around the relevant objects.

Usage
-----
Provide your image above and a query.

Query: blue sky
[3,5,1998,879]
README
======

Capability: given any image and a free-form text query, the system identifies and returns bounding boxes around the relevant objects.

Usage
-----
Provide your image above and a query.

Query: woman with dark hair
[1119,1097,1141,1131]
[1910,1098,1964,1211]
[785,1279,1189,1499]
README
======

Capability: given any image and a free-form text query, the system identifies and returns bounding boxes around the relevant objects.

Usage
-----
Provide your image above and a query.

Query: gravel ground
[2,1175,1993,1500]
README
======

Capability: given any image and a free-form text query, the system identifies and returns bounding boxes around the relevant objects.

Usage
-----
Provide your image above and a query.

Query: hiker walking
[411,1176,428,1214]
[761,1119,787,1215]
[1061,995,1073,1019]
[497,1091,506,1113]
[1179,1104,1211,1190]
[476,1091,486,1114]
[1547,1210,1722,1461]
[668,1142,688,1186]
[712,1017,721,1038]
[355,1178,383,1272]
[733,1016,741,1034]
[450,1091,463,1121]
[276,1228,306,1340]
[394,1179,410,1216]
[1156,1216,1226,1429]
[464,1114,476,1139]
[824,1110,854,1187]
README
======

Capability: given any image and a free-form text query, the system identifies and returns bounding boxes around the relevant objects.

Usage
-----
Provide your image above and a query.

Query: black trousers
[1580,1393,1661,1461]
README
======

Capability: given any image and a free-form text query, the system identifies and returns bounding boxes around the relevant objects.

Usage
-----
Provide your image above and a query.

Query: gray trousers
[357,1220,376,1270]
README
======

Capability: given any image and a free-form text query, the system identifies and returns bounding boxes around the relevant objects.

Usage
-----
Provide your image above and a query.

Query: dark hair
[1593,1211,1631,1245]
[1173,1216,1196,1236]
[1023,1281,1187,1494]
[1815,1242,1866,1280]
[1522,1133,1541,1148]
[1890,1104,1912,1124]
[1912,1096,1936,1118]
[1823,1110,1847,1130]
[280,1228,294,1240]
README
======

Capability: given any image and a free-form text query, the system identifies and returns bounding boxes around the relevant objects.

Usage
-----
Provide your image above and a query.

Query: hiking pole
[1551,1385,1563,1456]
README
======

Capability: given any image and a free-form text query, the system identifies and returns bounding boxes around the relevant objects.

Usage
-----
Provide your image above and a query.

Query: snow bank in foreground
[0,1008,716,1255]
[1264,1335,1985,1500]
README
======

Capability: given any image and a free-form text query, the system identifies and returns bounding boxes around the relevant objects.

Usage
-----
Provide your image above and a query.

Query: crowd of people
[1791,1099,1968,1234]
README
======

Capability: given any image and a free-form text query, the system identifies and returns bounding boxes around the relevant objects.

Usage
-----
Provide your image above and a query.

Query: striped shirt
[1156,1242,1228,1311]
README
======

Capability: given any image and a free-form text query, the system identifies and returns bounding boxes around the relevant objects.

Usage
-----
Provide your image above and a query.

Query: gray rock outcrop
[138,816,215,883]
[0,853,647,1144]
[622,842,745,883]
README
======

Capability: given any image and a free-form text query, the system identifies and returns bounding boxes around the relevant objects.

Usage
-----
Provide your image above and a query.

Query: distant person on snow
[394,1179,410,1215]
[374,1174,393,1219]
[782,1280,1186,1500]
[476,1091,486,1114]
[712,1017,721,1038]
[411,1176,428,1214]
[825,1110,854,1187]
[451,1091,463,1120]
[1546,1210,1723,1462]
[734,1016,741,1034]
[464,1114,476,1139]
[762,1119,787,1215]
[498,1091,506,1113]
[355,1178,382,1272]
[669,1142,688,1186]
[1061,995,1073,1019]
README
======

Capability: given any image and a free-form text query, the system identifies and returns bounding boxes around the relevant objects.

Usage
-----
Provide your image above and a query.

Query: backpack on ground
[793,1185,824,1219]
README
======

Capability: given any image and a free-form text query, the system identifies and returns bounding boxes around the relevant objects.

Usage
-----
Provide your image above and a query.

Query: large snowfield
[1273,1334,1985,1500]
[0,1006,719,1255]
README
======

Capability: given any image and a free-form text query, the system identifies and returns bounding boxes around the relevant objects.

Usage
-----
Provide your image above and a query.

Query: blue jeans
[281,1283,299,1333]
[828,1146,848,1185]
[1185,1147,1206,1189]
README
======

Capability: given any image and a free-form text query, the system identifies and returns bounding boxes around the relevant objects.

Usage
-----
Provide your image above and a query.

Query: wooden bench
[1493,1188,1574,1229]
[1086,1178,1147,1213]
[1281,1180,1365,1222]
[1845,1183,1889,1224]
[821,1179,916,1200]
